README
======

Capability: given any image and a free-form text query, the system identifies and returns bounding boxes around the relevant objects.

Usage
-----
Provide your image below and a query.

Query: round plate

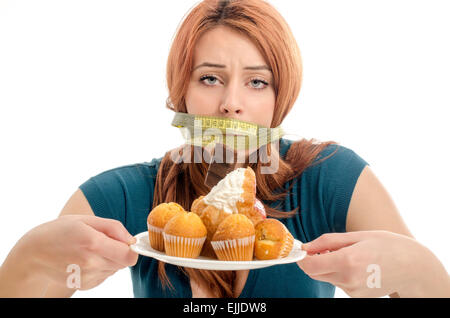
[130,231,307,270]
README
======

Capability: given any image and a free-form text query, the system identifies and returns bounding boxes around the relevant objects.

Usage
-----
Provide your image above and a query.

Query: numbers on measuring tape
[198,117,258,135]
[171,112,285,150]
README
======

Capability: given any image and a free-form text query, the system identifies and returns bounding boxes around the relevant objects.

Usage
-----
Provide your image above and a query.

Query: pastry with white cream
[191,167,264,257]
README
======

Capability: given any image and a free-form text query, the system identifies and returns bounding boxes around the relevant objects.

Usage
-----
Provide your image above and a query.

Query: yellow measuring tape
[171,112,285,150]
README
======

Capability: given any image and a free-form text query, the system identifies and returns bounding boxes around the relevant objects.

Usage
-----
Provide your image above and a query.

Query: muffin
[254,218,294,260]
[147,202,185,251]
[191,167,257,257]
[163,212,207,258]
[211,214,255,261]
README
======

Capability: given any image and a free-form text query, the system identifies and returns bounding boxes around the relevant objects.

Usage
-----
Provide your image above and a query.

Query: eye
[199,75,220,86]
[249,78,269,90]
[200,75,269,90]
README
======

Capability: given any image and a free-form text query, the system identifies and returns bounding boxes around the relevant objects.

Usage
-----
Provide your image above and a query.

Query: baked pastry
[211,214,255,261]
[191,167,257,257]
[254,218,294,260]
[147,202,186,251]
[247,198,267,226]
[191,195,229,257]
[163,212,207,258]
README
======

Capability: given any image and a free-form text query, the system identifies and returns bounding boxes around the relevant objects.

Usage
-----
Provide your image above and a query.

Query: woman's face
[185,26,275,128]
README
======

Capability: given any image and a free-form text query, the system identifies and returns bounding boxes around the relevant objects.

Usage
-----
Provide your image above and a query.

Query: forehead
[193,26,267,65]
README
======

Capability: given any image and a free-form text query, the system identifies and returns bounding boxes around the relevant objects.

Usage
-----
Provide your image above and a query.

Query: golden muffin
[191,167,257,257]
[147,202,185,251]
[254,218,294,260]
[211,214,255,261]
[163,212,207,258]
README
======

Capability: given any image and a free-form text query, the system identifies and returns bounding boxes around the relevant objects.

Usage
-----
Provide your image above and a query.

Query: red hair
[154,0,338,297]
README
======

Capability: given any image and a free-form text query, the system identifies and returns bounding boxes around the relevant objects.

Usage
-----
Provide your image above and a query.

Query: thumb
[302,232,364,253]
[83,215,136,245]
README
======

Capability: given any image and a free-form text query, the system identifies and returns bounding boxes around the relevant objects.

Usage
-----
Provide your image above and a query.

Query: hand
[297,230,448,297]
[5,215,139,291]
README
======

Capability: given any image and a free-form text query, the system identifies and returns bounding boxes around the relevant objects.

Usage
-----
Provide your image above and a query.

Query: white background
[0,0,449,298]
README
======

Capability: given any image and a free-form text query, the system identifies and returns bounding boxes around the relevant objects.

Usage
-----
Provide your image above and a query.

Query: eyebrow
[193,62,272,72]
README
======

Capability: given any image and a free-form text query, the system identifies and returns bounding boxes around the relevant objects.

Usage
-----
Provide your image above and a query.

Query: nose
[220,104,242,115]
[218,79,244,117]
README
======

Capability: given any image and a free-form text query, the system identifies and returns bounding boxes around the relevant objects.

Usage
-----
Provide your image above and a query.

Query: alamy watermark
[170,125,280,174]
[66,264,81,289]
[366,264,381,289]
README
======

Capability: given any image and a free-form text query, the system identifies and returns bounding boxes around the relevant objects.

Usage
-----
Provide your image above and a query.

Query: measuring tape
[171,112,285,150]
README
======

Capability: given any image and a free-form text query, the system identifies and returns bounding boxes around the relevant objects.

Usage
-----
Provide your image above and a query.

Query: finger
[83,215,136,245]
[95,233,139,268]
[305,249,331,256]
[83,224,139,268]
[297,250,346,276]
[97,234,139,268]
[302,232,366,254]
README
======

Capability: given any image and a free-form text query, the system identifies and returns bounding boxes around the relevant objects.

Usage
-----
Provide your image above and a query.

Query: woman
[0,0,448,298]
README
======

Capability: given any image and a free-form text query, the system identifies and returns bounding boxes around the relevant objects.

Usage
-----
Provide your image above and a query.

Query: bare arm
[0,189,93,297]
[42,189,95,298]
[346,166,449,297]
[0,188,137,297]
[298,165,450,298]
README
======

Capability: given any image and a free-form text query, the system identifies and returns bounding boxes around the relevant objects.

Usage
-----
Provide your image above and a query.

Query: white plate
[130,231,307,270]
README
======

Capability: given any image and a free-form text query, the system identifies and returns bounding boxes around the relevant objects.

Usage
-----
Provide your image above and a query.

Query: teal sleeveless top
[79,138,369,298]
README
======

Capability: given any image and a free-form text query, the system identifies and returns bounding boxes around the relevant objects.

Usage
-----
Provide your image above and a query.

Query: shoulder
[310,143,368,170]
[303,143,369,233]
[301,143,369,192]
[78,156,164,231]
[82,157,164,190]
[80,157,165,199]
[93,157,163,178]
[281,138,368,172]
[283,139,370,228]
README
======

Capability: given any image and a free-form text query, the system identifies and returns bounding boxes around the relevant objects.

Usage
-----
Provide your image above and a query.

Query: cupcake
[254,218,294,260]
[191,167,257,257]
[147,202,186,251]
[163,212,207,258]
[211,214,255,261]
